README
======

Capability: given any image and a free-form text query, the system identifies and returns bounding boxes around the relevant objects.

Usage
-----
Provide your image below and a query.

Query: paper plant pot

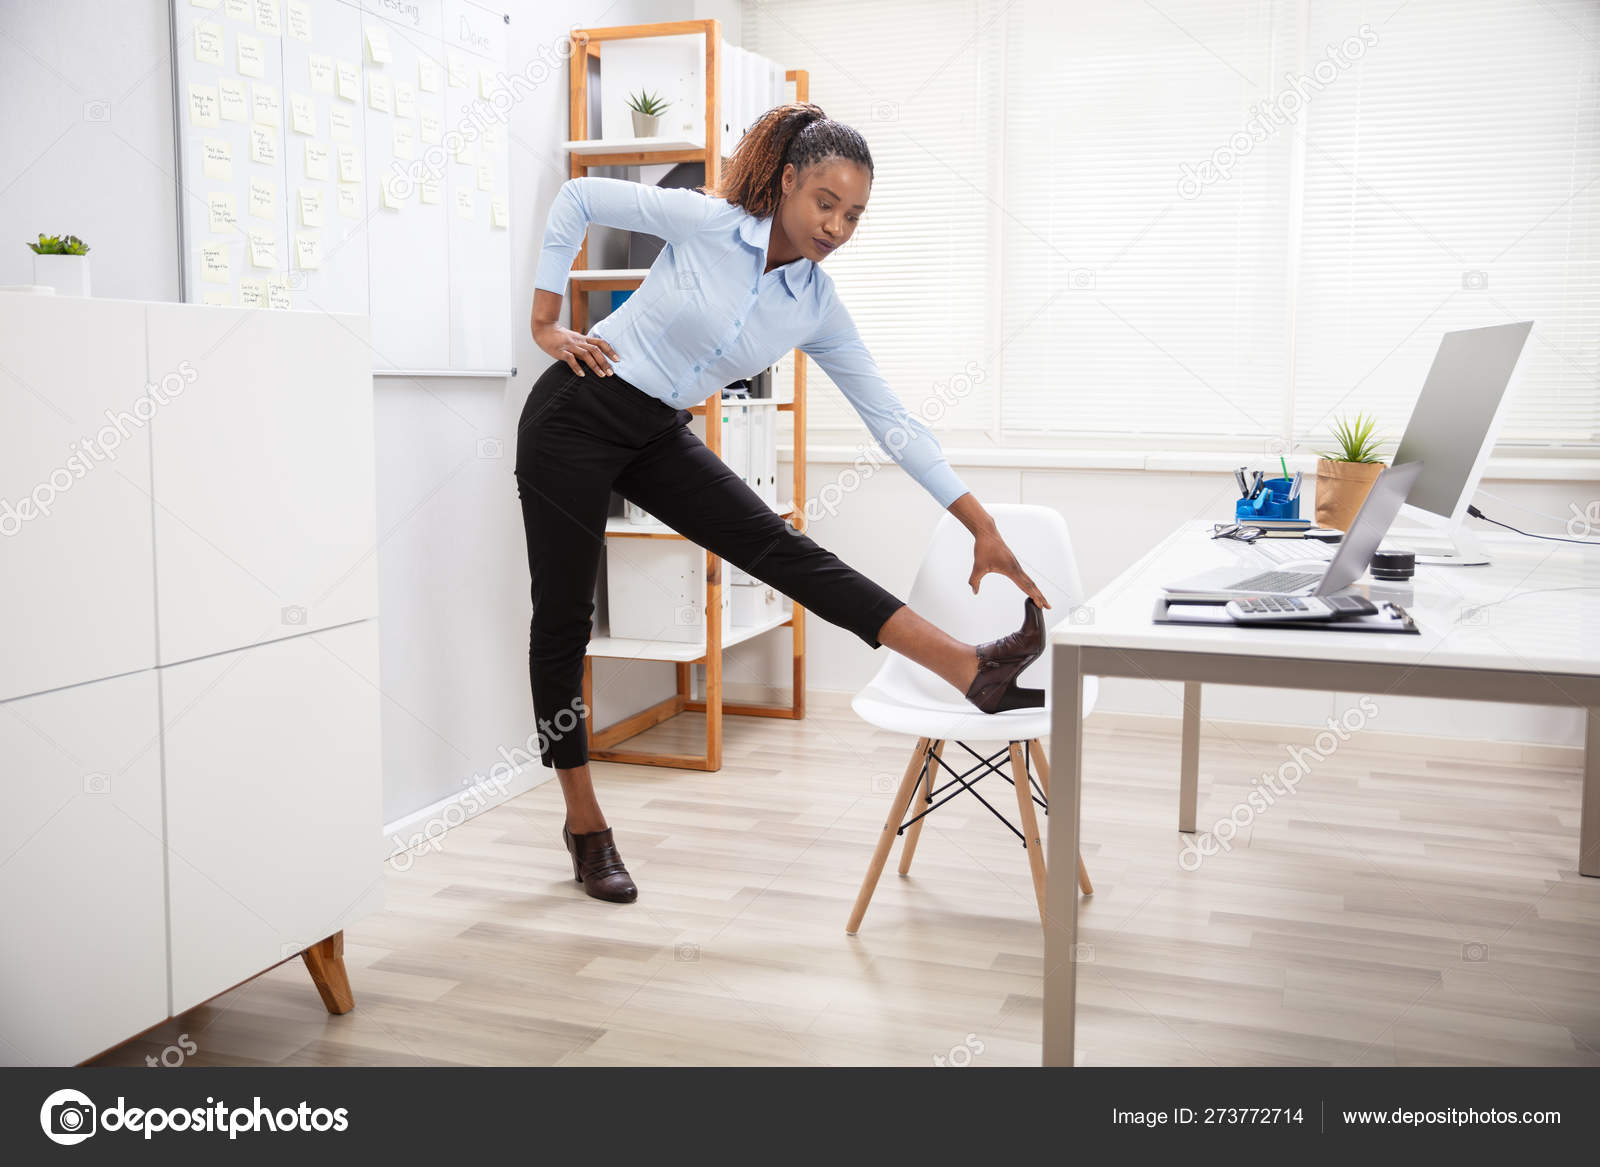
[32,253,90,297]
[1313,458,1384,530]
[630,110,662,137]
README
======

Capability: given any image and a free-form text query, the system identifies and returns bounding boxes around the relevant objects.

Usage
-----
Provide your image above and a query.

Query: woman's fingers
[1016,569,1050,608]
[559,347,585,376]
[574,339,612,376]
[591,336,621,363]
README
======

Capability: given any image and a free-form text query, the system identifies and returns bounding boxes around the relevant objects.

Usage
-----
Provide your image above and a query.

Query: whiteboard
[170,0,513,374]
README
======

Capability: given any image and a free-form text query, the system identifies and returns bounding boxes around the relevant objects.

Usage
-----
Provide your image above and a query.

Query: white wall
[1,1,1586,840]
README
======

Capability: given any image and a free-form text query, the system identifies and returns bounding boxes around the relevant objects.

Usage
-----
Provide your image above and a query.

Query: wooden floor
[92,693,1600,1067]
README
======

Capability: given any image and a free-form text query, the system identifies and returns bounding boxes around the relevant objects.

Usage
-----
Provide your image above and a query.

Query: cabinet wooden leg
[300,931,354,1014]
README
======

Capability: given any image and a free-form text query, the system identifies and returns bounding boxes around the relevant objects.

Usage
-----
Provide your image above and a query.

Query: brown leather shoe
[562,823,638,903]
[964,597,1048,714]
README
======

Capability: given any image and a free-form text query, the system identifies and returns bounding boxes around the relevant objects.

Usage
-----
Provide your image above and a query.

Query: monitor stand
[1382,523,1491,566]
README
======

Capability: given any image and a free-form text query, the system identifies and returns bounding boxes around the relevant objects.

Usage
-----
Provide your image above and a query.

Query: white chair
[846,504,1098,933]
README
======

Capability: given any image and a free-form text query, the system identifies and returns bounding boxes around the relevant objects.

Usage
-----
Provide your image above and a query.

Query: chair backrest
[870,504,1089,703]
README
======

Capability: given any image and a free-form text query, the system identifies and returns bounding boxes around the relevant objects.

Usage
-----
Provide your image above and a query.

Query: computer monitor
[1385,320,1534,565]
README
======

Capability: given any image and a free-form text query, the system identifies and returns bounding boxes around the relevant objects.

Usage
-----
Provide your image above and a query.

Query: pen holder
[1236,476,1301,521]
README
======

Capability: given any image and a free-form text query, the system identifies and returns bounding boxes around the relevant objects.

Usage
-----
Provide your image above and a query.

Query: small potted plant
[1313,412,1388,530]
[27,233,92,296]
[627,89,671,138]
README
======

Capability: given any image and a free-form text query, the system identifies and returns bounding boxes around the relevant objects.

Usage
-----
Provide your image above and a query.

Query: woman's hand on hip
[969,527,1050,610]
[534,323,619,378]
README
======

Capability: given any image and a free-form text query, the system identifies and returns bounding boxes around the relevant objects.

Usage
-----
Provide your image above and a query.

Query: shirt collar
[737,210,814,299]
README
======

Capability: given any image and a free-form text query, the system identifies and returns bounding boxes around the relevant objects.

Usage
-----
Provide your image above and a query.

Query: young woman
[519,102,1051,903]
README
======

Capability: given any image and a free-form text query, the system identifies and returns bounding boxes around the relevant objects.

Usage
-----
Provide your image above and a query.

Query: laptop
[1164,461,1423,600]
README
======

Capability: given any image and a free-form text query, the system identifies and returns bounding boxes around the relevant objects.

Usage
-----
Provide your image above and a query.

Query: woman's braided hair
[702,102,873,219]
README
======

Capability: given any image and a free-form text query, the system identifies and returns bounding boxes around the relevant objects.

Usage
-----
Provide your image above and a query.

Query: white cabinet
[0,672,167,1066]
[0,296,155,703]
[0,295,382,1065]
[146,304,378,666]
[163,621,384,1014]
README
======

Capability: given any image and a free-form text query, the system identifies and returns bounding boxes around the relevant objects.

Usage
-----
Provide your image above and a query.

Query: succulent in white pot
[627,89,671,138]
[28,233,92,296]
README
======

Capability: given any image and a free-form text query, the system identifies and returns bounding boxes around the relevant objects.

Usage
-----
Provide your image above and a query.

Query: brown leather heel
[964,598,1048,714]
[562,823,638,903]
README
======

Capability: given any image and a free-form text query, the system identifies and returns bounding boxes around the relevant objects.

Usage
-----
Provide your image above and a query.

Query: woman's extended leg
[612,420,984,693]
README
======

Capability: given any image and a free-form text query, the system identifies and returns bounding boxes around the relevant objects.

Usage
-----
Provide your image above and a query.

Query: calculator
[1224,593,1379,623]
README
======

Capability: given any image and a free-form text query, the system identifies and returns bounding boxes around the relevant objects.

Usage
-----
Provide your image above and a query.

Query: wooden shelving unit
[564,19,811,772]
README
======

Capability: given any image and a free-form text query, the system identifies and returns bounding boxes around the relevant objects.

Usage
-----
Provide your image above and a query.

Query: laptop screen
[1314,461,1424,596]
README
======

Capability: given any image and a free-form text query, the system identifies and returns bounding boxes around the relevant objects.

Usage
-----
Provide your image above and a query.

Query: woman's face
[778,158,870,263]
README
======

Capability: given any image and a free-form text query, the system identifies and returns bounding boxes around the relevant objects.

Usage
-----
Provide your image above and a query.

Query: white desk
[1043,520,1600,1066]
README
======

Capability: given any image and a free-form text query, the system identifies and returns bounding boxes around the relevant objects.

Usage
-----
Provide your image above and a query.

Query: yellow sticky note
[392,122,415,159]
[335,59,359,101]
[453,136,474,165]
[491,197,508,229]
[482,125,500,148]
[419,111,441,145]
[237,33,265,77]
[380,178,406,210]
[289,93,315,135]
[193,20,223,65]
[202,289,232,306]
[238,278,266,307]
[247,176,275,219]
[454,186,473,219]
[199,242,231,283]
[286,0,311,40]
[218,77,247,121]
[188,84,219,127]
[294,233,320,269]
[365,25,391,64]
[251,82,281,126]
[476,160,492,191]
[190,0,221,9]
[447,53,467,88]
[419,178,441,205]
[253,0,281,37]
[201,138,232,179]
[328,105,353,140]
[366,73,391,115]
[478,67,496,100]
[303,139,329,180]
[336,144,360,182]
[249,124,277,164]
[206,192,237,233]
[247,228,276,268]
[336,183,361,218]
[417,57,440,93]
[223,0,250,19]
[267,278,292,309]
[298,187,323,226]
[394,82,416,120]
[308,53,333,93]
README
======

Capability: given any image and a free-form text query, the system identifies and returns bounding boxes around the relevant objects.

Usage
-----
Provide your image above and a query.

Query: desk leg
[1043,644,1084,1067]
[1583,707,1600,878]
[1179,681,1201,833]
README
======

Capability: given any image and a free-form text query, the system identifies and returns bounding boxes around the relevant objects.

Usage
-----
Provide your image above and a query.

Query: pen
[1234,467,1249,497]
[1279,455,1289,479]
[1288,469,1303,500]
[1249,470,1264,498]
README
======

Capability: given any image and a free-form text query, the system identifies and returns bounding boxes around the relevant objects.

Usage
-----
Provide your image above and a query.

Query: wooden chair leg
[1010,742,1050,927]
[847,737,932,934]
[1029,737,1092,896]
[898,739,944,876]
[300,930,354,1014]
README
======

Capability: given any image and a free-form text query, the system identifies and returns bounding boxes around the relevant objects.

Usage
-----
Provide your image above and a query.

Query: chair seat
[850,674,1099,742]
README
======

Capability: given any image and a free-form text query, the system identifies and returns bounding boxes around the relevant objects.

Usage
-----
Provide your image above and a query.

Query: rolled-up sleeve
[799,288,972,509]
[534,177,717,294]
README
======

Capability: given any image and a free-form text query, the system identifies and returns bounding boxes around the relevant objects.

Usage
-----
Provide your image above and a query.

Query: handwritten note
[365,25,392,64]
[218,77,247,122]
[200,243,231,283]
[247,228,276,268]
[366,73,392,114]
[267,278,292,309]
[336,59,359,102]
[188,84,219,127]
[248,176,275,218]
[454,186,473,219]
[308,53,334,93]
[392,121,415,158]
[289,93,316,135]
[328,105,353,140]
[417,57,440,93]
[207,192,238,233]
[193,20,223,65]
[298,187,323,226]
[420,178,441,205]
[294,233,321,269]
[237,34,265,77]
[491,197,508,229]
[304,139,329,180]
[201,138,232,180]
[419,111,441,144]
[249,124,277,164]
[238,278,266,308]
[253,0,281,37]
[286,0,311,41]
[336,183,361,218]
[336,144,360,182]
[251,83,281,127]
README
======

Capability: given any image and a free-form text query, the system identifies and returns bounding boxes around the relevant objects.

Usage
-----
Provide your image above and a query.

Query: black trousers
[514,359,908,769]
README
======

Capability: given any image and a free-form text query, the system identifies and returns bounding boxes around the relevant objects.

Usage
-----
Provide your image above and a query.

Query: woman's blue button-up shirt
[533,176,971,509]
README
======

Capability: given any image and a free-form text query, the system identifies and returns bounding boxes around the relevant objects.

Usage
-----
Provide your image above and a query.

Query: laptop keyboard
[1228,569,1322,593]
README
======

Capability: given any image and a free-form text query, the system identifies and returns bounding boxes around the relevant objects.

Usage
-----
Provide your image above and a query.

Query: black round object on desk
[1370,548,1415,581]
